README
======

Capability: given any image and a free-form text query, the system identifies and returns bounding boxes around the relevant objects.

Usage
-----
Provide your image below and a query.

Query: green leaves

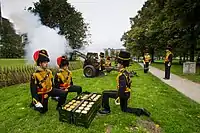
[29,0,90,49]
[122,0,200,61]
[0,18,24,58]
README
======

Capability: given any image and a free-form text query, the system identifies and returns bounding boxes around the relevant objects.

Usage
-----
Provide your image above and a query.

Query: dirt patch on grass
[105,125,112,133]
[129,119,162,133]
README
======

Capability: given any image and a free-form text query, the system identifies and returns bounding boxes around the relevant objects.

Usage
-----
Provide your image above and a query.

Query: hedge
[0,61,83,88]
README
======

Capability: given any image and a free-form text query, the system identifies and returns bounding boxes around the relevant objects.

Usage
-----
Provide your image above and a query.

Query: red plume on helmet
[33,50,40,62]
[57,56,62,66]
[33,49,50,66]
[57,56,68,67]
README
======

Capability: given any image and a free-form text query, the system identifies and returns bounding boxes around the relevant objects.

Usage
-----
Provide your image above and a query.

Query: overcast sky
[1,0,146,52]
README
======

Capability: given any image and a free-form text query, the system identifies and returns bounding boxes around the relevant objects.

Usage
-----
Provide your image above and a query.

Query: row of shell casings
[63,100,95,114]
[80,94,90,100]
[89,94,101,101]
[75,101,95,114]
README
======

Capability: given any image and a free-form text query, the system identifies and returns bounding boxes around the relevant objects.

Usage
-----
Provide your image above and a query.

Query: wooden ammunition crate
[59,92,102,128]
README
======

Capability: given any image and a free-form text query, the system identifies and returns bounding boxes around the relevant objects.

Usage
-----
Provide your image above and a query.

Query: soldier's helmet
[144,49,149,54]
[166,45,172,51]
[106,56,110,60]
[33,49,50,66]
[57,56,69,68]
[117,51,131,67]
[99,52,104,58]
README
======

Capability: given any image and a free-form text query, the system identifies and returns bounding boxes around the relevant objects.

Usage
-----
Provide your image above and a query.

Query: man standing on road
[143,49,151,73]
[164,45,173,80]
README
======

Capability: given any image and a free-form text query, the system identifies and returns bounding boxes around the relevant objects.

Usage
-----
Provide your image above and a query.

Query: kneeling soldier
[99,51,150,117]
[54,56,82,98]
[30,49,67,113]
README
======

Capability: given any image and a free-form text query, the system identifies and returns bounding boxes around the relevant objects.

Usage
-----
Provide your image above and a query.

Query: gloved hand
[115,97,120,105]
[168,63,171,67]
[35,102,43,108]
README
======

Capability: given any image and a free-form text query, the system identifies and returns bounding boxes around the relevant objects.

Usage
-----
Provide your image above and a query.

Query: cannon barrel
[72,50,87,60]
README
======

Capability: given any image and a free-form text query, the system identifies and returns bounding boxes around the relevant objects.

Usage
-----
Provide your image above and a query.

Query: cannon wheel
[83,65,96,78]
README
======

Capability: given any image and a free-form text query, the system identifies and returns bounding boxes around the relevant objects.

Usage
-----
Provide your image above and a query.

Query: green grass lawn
[0,59,28,67]
[151,62,200,83]
[154,59,179,63]
[0,63,200,133]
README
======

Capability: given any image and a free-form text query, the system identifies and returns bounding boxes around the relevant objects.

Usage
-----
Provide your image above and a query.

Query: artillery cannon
[69,50,117,78]
[70,50,118,78]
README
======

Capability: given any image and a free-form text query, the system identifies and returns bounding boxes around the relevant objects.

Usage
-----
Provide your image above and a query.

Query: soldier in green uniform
[164,45,173,80]
[53,56,82,98]
[143,49,151,73]
[98,51,150,116]
[30,49,67,113]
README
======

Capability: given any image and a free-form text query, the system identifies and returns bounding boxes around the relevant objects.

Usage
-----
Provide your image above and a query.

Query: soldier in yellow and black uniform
[99,52,105,71]
[30,50,67,113]
[99,51,150,116]
[54,56,82,97]
[105,56,112,67]
[143,50,151,73]
[164,45,173,80]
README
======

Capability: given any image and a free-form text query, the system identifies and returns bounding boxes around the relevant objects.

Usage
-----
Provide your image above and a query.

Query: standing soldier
[143,49,151,73]
[99,52,105,71]
[105,56,111,67]
[98,51,150,117]
[54,56,82,98]
[30,49,67,113]
[99,52,106,76]
[164,45,173,80]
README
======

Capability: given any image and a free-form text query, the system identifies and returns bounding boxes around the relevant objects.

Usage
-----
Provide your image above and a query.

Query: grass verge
[0,63,200,133]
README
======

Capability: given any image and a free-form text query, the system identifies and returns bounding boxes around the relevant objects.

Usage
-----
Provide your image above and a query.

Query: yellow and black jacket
[116,68,132,98]
[30,67,53,102]
[164,51,173,64]
[143,54,151,63]
[54,68,73,91]
[100,58,105,70]
[105,59,111,67]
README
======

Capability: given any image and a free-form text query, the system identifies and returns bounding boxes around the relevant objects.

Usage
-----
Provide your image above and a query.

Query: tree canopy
[122,0,200,62]
[28,0,90,49]
[0,18,23,58]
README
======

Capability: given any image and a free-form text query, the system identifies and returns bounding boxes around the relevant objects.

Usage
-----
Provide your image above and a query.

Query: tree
[28,0,90,49]
[110,49,116,58]
[0,18,23,58]
[121,0,200,62]
[104,49,109,57]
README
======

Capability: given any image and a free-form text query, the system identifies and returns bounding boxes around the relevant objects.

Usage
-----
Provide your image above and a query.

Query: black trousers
[37,88,67,113]
[165,63,171,79]
[144,62,149,73]
[102,90,145,116]
[67,85,82,96]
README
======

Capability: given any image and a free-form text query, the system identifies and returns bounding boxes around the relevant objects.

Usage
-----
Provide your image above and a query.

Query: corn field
[0,61,83,88]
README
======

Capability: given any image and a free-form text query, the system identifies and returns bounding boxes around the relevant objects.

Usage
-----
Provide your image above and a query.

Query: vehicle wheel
[83,65,96,78]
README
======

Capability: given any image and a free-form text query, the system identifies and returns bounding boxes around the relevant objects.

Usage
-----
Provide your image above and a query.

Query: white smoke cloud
[1,0,72,67]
